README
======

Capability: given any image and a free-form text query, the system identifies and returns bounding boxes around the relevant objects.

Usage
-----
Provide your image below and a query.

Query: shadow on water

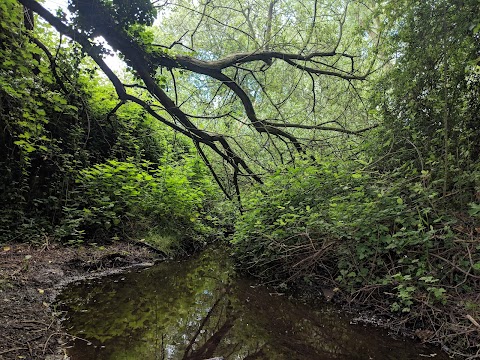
[57,248,447,360]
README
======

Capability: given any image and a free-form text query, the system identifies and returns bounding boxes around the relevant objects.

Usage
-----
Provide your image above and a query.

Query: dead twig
[42,332,60,354]
[466,315,480,331]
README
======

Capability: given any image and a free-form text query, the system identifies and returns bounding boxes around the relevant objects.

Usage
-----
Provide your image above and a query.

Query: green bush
[58,157,214,245]
[232,157,467,311]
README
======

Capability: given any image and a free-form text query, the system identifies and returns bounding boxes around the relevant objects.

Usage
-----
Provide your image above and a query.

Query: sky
[42,0,126,72]
[43,0,67,12]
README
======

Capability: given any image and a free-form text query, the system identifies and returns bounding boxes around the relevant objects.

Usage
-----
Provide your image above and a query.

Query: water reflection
[58,248,446,360]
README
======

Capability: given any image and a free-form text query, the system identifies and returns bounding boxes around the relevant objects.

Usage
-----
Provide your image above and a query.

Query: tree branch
[263,122,378,135]
[17,0,373,197]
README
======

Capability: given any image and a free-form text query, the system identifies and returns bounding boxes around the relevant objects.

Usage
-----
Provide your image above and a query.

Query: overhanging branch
[17,0,374,198]
[263,122,378,135]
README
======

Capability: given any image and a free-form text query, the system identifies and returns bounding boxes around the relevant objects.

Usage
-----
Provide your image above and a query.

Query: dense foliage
[372,0,480,208]
[1,0,479,357]
[233,156,479,355]
[0,0,216,252]
[232,0,480,357]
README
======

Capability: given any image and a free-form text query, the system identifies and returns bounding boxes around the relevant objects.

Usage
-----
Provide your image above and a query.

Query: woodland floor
[0,242,159,360]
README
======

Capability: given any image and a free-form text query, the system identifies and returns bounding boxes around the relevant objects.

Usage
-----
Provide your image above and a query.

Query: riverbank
[0,242,160,360]
[0,241,473,359]
[48,246,449,360]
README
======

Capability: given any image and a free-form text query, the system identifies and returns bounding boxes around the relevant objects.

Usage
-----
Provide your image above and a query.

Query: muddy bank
[0,242,460,360]
[0,242,160,360]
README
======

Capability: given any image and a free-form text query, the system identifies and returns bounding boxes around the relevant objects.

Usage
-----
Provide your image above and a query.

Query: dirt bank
[0,242,159,360]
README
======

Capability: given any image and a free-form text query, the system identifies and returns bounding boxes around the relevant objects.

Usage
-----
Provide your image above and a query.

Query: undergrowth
[56,156,218,248]
[233,157,480,358]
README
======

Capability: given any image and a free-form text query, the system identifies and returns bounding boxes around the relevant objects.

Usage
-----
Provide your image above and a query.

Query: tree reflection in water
[58,248,446,360]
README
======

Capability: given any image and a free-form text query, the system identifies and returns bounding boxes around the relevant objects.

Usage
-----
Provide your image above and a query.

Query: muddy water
[58,248,446,360]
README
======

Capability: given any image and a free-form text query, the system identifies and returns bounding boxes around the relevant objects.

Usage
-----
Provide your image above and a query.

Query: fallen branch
[466,315,480,330]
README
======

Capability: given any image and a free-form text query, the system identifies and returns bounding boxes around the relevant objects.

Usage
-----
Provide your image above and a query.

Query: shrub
[233,157,476,308]
[58,157,214,245]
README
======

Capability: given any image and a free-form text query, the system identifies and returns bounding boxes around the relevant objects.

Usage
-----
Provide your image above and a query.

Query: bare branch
[28,36,68,94]
[190,0,209,49]
[168,2,257,46]
[151,30,194,51]
[264,0,279,50]
[263,122,378,135]
[169,68,178,105]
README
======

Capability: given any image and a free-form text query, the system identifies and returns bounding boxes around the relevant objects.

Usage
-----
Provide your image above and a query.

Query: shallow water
[58,248,446,360]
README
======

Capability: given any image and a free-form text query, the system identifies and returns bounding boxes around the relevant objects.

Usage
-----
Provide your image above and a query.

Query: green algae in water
[58,248,447,360]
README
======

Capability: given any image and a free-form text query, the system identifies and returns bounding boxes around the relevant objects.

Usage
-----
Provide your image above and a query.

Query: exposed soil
[0,242,159,360]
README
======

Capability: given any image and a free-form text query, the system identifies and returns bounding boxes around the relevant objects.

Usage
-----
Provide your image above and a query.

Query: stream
[57,248,447,360]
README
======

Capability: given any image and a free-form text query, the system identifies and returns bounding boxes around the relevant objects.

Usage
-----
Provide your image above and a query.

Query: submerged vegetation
[1,0,479,357]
